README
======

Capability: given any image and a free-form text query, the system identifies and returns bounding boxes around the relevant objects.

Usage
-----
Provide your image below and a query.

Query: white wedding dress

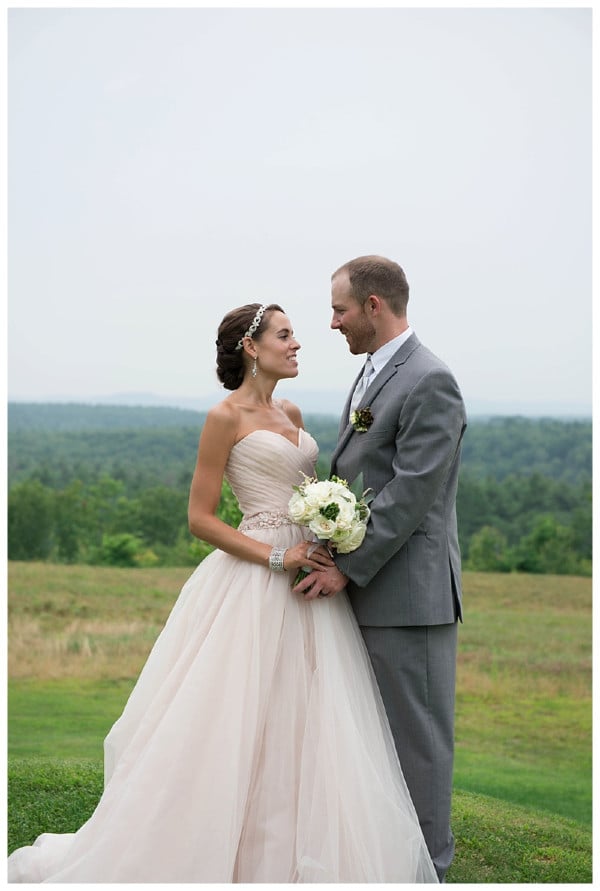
[8,429,437,883]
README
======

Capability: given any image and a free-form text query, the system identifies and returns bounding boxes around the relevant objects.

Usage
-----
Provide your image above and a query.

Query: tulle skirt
[8,522,437,883]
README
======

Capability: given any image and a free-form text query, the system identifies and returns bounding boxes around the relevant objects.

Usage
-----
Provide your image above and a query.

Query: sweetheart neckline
[231,428,307,452]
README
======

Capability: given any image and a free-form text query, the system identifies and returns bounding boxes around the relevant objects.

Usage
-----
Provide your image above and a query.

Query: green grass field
[7,562,592,882]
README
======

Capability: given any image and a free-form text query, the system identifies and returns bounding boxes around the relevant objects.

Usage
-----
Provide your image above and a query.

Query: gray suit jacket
[332,333,466,627]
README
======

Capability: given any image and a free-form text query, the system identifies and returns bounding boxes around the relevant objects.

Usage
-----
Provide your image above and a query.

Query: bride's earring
[251,357,258,379]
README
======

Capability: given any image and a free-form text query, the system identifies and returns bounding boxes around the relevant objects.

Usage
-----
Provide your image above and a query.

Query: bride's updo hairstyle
[216,303,284,390]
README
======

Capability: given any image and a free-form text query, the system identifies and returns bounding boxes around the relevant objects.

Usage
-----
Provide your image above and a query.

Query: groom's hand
[293,565,348,601]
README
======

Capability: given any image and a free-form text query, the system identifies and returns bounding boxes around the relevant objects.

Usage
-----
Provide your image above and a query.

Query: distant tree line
[7,476,242,568]
[7,406,592,575]
[457,473,591,575]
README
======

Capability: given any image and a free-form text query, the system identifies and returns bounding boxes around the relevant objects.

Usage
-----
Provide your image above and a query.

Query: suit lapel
[338,365,363,437]
[332,368,363,469]
[331,334,421,470]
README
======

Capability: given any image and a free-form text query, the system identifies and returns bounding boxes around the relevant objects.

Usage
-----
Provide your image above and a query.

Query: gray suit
[332,333,466,880]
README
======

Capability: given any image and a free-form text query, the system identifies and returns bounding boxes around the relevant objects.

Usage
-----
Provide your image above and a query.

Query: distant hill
[8,389,592,419]
[7,403,592,489]
[459,416,592,484]
[7,402,206,433]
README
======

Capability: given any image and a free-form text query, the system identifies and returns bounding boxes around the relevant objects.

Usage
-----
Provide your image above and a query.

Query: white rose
[288,491,315,523]
[308,515,338,540]
[303,480,335,510]
[330,481,356,503]
[335,520,367,554]
[334,497,357,528]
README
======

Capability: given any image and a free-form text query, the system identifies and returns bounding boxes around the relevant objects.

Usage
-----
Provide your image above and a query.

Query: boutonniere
[350,407,374,433]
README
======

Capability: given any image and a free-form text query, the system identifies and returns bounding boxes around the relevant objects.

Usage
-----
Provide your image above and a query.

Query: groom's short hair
[334,255,409,317]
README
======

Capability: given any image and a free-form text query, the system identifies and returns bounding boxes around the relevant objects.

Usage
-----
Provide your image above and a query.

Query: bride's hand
[283,542,334,573]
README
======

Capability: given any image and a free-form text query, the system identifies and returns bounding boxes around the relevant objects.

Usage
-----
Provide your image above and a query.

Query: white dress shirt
[367,326,413,384]
[350,327,413,412]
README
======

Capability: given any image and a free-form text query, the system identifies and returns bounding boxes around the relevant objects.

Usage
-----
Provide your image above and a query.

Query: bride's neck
[235,378,278,408]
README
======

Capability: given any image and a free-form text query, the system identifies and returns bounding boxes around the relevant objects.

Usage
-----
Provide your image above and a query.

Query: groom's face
[331,272,376,355]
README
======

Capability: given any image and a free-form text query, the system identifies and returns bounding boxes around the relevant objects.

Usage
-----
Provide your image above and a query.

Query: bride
[8,303,438,883]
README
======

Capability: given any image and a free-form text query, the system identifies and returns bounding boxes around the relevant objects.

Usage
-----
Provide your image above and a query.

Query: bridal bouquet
[288,474,371,556]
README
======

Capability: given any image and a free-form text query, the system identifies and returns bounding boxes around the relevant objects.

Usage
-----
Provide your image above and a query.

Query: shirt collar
[369,326,413,375]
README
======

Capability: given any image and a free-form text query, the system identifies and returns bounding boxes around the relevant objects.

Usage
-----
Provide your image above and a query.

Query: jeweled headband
[235,305,268,350]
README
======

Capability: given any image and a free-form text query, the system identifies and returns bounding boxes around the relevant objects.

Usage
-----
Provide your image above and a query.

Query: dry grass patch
[8,562,190,681]
[8,616,162,680]
[458,572,591,701]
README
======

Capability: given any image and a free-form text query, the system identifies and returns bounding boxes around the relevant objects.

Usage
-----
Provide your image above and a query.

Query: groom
[295,255,466,881]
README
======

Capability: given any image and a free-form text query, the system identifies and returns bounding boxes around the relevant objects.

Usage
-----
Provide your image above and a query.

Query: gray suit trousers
[360,622,458,882]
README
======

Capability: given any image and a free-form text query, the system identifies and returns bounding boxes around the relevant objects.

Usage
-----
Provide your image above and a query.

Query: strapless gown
[8,429,437,883]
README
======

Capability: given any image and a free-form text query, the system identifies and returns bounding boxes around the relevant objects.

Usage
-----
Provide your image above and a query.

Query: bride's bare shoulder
[277,398,304,430]
[202,399,241,440]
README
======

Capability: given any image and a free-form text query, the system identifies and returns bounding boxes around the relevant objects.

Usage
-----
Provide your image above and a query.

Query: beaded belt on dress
[238,510,293,531]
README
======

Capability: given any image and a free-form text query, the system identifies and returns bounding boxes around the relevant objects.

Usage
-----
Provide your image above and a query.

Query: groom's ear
[366,295,382,315]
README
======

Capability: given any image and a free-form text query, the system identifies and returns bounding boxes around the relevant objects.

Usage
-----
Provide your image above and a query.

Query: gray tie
[350,355,374,412]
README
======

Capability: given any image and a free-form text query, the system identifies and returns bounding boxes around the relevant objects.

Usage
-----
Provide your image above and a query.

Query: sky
[6,3,593,416]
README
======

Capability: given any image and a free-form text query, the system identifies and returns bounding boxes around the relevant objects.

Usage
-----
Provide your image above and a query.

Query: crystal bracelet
[268,546,287,572]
